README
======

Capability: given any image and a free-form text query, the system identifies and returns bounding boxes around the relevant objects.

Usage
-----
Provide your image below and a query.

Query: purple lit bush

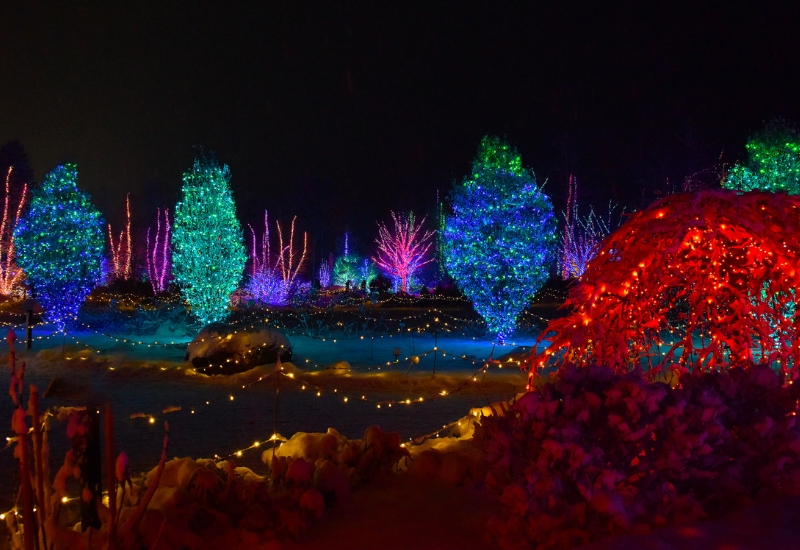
[245,270,288,306]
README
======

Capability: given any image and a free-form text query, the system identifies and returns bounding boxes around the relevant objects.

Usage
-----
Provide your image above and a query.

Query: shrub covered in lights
[245,270,288,306]
[172,157,246,325]
[723,119,800,194]
[333,252,360,287]
[444,136,557,341]
[14,164,105,330]
[332,234,377,288]
[530,189,800,378]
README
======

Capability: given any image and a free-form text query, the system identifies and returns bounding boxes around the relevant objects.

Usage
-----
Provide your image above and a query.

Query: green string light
[724,119,800,195]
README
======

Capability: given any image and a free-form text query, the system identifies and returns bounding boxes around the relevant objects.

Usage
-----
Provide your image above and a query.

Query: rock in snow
[186,322,292,374]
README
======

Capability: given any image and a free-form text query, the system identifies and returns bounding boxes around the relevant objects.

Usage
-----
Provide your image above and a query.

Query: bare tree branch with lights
[373,211,434,294]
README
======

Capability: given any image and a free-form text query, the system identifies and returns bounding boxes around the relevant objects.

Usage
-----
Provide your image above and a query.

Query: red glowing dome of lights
[531,189,800,378]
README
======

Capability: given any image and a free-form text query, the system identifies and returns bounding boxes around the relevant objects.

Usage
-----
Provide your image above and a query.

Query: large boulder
[186,323,292,374]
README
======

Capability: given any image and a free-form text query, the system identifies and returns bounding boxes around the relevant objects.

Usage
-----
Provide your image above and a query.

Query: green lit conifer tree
[14,164,105,330]
[723,119,800,194]
[444,136,557,341]
[172,157,246,325]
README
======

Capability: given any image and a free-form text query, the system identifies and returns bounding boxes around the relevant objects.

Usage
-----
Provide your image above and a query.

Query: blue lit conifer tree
[172,156,246,325]
[444,136,557,341]
[14,163,105,331]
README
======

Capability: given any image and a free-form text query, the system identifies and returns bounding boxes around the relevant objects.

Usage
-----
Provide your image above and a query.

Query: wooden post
[25,309,32,350]
[105,405,117,548]
[80,408,102,531]
[31,386,48,550]
[17,430,35,550]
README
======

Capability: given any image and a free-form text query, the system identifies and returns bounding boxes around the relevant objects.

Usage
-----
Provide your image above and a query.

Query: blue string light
[14,163,105,331]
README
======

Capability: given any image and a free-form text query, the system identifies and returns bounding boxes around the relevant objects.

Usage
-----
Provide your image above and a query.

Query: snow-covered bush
[473,364,800,549]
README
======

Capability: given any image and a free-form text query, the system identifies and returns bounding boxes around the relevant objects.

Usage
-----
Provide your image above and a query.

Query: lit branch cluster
[532,189,800,378]
[246,211,307,305]
[107,194,132,281]
[0,167,27,296]
[373,211,434,294]
[146,207,171,294]
[558,175,618,279]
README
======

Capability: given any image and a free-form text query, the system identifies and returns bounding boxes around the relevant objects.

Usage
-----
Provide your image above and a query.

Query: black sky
[1,1,799,261]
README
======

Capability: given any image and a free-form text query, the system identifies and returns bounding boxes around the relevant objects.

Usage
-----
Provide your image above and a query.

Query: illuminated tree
[275,215,308,291]
[0,167,27,295]
[358,258,378,288]
[559,175,620,279]
[373,211,434,294]
[333,233,361,287]
[14,164,105,330]
[172,157,246,325]
[530,190,800,379]
[246,211,283,305]
[146,207,171,294]
[318,260,332,288]
[245,211,307,305]
[724,119,800,194]
[436,191,448,280]
[107,193,132,281]
[444,136,557,341]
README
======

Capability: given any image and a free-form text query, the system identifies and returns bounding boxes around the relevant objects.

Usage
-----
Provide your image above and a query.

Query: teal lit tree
[172,156,246,325]
[444,136,557,341]
[723,119,800,194]
[14,164,105,330]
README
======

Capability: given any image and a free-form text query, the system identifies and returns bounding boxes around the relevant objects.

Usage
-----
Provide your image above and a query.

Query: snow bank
[186,323,292,375]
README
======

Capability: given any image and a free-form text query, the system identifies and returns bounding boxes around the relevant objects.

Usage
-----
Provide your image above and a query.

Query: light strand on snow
[201,359,508,460]
[123,351,518,439]
[73,310,275,349]
[78,291,561,350]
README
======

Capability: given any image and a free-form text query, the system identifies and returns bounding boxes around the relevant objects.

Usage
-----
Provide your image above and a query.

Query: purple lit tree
[146,207,171,294]
[558,175,619,279]
[318,260,332,288]
[245,211,307,305]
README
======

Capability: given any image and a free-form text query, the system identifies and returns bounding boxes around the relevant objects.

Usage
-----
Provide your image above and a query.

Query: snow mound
[186,322,292,375]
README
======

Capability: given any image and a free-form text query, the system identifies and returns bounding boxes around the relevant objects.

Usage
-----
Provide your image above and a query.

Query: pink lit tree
[0,167,27,296]
[107,193,132,281]
[146,207,171,294]
[373,211,434,294]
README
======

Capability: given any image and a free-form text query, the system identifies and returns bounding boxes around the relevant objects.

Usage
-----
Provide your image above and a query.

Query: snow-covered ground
[6,323,798,549]
[1,323,532,512]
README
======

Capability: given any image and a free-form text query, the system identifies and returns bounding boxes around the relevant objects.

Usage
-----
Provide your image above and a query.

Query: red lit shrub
[531,190,800,377]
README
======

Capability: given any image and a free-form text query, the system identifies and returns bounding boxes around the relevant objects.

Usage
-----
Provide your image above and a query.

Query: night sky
[1,1,799,263]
